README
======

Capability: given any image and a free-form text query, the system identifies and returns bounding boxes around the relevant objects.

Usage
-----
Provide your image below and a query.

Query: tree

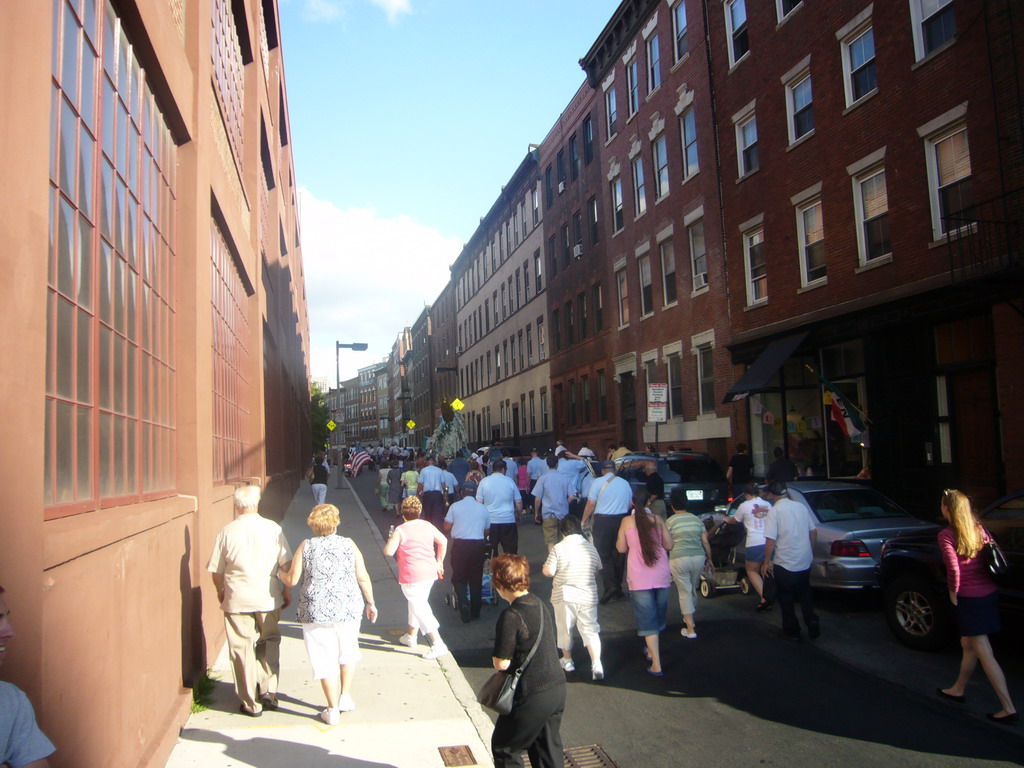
[310,381,331,452]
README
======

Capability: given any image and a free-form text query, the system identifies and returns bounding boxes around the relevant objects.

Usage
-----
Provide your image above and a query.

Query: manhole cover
[438,745,477,766]
[524,744,619,768]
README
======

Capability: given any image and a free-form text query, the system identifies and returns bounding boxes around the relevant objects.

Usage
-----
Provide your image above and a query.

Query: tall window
[744,228,767,304]
[213,0,246,168]
[527,324,534,366]
[777,0,802,21]
[557,150,566,187]
[593,283,604,332]
[529,391,536,433]
[737,115,758,176]
[627,59,640,116]
[582,376,591,424]
[632,157,647,216]
[520,201,527,239]
[681,108,698,180]
[673,1,689,60]
[541,390,549,431]
[583,116,594,164]
[697,346,715,414]
[588,196,600,245]
[484,299,490,332]
[911,0,955,60]
[638,255,654,316]
[569,133,580,180]
[532,187,540,225]
[647,34,661,92]
[726,0,749,65]
[668,353,683,417]
[578,292,588,340]
[855,168,891,263]
[46,0,178,512]
[787,74,814,142]
[518,329,525,369]
[653,136,670,199]
[606,87,618,139]
[843,26,877,105]
[566,301,575,346]
[689,219,707,289]
[561,224,571,269]
[513,209,519,245]
[501,284,507,320]
[597,371,608,420]
[573,210,583,249]
[928,125,973,238]
[616,268,630,326]
[660,240,677,305]
[534,250,543,293]
[797,200,827,284]
[611,177,624,232]
[538,316,546,360]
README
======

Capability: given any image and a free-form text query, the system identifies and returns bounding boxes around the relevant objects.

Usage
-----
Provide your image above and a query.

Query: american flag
[350,449,371,477]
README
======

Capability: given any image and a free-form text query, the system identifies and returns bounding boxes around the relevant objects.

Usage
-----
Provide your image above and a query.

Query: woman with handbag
[487,554,565,768]
[936,489,1017,723]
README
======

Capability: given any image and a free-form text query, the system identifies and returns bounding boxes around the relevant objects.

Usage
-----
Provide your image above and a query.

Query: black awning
[723,332,809,403]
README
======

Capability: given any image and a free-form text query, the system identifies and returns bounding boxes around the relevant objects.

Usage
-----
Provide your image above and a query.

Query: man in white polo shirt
[581,461,633,603]
[761,481,819,641]
[476,460,522,555]
[444,480,491,623]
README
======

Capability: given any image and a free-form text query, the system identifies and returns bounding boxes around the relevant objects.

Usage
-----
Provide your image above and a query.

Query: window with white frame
[689,219,707,288]
[638,255,653,316]
[633,157,647,216]
[627,58,640,116]
[842,26,877,106]
[777,0,802,22]
[737,114,758,176]
[910,0,955,61]
[726,0,749,66]
[606,87,618,139]
[611,177,624,232]
[797,199,827,284]
[588,196,600,245]
[744,228,767,304]
[667,353,683,417]
[697,345,715,414]
[616,268,630,326]
[854,168,891,263]
[661,239,677,305]
[647,34,661,93]
[653,135,669,199]
[787,73,814,143]
[927,124,973,238]
[673,1,689,60]
[532,187,539,225]
[681,108,698,179]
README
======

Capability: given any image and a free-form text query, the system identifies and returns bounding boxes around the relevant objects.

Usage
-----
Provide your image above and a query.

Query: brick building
[387,328,412,444]
[0,0,311,765]
[409,305,434,447]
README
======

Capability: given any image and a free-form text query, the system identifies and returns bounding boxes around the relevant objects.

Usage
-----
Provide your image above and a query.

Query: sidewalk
[164,469,495,768]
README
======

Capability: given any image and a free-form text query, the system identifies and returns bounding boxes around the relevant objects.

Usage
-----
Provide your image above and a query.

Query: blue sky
[278,0,621,384]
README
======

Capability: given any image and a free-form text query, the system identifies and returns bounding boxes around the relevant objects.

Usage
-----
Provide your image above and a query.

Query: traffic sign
[648,383,668,423]
[326,420,336,431]
[406,420,416,429]
[450,398,465,411]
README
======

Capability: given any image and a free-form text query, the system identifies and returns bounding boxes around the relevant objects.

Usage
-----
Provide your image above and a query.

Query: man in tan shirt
[207,485,293,716]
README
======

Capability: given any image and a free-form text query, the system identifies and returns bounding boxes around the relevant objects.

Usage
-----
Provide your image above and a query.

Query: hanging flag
[808,365,866,438]
[350,449,372,477]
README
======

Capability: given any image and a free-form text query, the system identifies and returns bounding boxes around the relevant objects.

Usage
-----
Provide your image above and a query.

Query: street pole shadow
[177,730,398,768]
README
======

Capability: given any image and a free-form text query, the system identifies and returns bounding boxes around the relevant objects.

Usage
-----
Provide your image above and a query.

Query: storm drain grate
[438,745,477,766]
[524,744,620,768]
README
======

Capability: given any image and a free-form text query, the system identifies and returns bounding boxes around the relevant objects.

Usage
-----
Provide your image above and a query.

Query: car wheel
[739,577,751,595]
[883,574,953,651]
[699,579,714,598]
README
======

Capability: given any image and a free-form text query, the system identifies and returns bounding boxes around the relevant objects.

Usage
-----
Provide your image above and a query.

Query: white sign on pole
[648,383,668,423]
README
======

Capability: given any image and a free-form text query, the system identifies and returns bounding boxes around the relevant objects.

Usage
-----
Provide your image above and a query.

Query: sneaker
[423,643,449,660]
[681,630,697,639]
[559,658,576,672]
[591,665,604,681]
[398,633,418,649]
[320,708,340,725]
[337,694,355,712]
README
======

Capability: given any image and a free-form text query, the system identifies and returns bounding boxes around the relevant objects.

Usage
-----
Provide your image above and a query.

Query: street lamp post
[336,341,368,390]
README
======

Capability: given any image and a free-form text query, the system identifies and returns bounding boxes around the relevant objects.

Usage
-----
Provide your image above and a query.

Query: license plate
[686,489,704,501]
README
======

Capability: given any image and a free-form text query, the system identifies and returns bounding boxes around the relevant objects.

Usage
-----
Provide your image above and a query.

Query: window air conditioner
[573,244,584,259]
[694,272,708,288]
[456,345,463,354]
[558,181,566,194]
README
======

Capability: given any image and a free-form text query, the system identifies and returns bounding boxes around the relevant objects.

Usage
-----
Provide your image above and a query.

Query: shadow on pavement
[177,730,398,768]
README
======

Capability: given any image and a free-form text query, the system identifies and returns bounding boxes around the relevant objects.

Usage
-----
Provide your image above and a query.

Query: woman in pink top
[384,496,450,660]
[936,489,1017,723]
[616,490,673,676]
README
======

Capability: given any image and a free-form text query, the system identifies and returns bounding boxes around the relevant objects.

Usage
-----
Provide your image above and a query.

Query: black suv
[613,451,730,517]
[878,489,1024,650]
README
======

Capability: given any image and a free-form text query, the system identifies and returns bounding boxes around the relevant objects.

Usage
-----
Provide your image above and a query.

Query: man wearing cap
[761,481,820,640]
[532,455,576,551]
[476,460,523,555]
[581,461,633,603]
[417,455,447,530]
[445,480,491,622]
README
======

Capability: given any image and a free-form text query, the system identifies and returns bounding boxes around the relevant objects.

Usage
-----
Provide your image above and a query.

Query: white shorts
[302,620,362,679]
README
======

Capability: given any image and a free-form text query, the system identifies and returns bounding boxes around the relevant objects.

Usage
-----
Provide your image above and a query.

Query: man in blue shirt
[444,480,491,623]
[532,456,575,551]
[476,461,522,555]
[417,456,447,529]
[581,461,633,603]
[557,452,590,519]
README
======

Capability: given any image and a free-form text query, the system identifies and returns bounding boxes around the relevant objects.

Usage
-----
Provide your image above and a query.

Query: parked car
[878,488,1024,650]
[613,451,731,517]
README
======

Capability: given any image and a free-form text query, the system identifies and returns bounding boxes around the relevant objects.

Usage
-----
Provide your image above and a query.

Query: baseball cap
[599,460,616,472]
[462,480,478,493]
[767,481,788,496]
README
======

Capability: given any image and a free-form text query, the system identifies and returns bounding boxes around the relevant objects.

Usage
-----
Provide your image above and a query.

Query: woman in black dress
[489,554,566,768]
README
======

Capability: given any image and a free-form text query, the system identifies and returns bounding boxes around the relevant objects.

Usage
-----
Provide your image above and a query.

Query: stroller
[445,553,498,610]
[698,518,751,598]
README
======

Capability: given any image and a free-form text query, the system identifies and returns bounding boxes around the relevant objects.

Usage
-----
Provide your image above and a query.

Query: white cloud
[370,0,412,23]
[301,0,345,23]
[298,188,461,386]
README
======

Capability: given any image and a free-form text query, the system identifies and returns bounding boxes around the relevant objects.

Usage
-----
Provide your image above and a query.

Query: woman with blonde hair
[936,489,1016,723]
[384,496,449,658]
[279,504,377,725]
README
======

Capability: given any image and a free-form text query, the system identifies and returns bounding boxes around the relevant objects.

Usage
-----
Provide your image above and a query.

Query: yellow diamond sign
[406,420,416,429]
[326,420,336,431]
[450,398,465,411]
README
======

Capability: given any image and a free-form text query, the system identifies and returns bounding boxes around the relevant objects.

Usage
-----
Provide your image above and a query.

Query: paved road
[347,472,1023,768]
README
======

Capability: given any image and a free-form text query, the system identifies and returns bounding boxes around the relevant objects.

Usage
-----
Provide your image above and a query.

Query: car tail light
[831,539,872,558]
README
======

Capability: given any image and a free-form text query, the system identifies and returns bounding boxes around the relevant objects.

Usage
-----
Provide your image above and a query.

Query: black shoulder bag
[478,602,545,716]
[983,528,1009,578]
